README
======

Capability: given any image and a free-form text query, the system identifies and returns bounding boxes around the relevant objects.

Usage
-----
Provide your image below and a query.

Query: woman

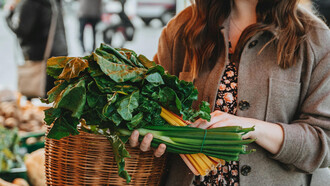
[130,0,330,185]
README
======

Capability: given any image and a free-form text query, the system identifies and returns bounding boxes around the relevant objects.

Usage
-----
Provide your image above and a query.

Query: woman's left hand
[190,110,284,154]
[190,110,258,139]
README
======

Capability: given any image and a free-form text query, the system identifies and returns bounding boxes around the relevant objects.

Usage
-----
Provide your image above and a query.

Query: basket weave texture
[45,130,167,185]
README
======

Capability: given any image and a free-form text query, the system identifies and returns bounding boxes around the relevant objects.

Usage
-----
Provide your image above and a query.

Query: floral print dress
[193,43,239,186]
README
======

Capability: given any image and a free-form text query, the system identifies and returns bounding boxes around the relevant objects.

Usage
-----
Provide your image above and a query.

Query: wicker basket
[45,129,167,185]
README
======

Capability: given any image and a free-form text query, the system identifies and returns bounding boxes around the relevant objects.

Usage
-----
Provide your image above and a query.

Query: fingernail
[132,130,139,136]
[159,144,166,150]
[146,133,152,140]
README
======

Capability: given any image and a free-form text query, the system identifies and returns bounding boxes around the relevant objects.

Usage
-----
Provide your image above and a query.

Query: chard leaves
[58,57,89,81]
[43,43,211,183]
[47,57,74,78]
[117,91,139,121]
[93,53,146,83]
[54,79,86,118]
[47,113,80,140]
[106,134,131,183]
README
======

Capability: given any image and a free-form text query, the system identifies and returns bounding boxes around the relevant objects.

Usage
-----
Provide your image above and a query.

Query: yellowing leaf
[47,57,75,78]
[58,58,89,81]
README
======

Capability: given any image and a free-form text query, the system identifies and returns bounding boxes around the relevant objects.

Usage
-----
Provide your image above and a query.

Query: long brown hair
[183,0,310,77]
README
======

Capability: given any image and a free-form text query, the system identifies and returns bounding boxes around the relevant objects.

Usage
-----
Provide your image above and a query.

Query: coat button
[248,40,258,48]
[239,100,250,111]
[241,165,251,176]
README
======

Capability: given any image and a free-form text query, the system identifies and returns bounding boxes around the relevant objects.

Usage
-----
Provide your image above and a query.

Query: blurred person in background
[78,0,102,54]
[4,0,68,98]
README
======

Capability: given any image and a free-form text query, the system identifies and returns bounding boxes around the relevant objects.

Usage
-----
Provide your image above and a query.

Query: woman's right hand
[129,130,166,157]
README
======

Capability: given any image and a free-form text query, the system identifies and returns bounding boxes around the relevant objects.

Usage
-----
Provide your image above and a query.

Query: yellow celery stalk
[160,107,221,176]
[191,154,210,175]
[161,108,187,126]
[198,153,215,170]
[185,154,205,175]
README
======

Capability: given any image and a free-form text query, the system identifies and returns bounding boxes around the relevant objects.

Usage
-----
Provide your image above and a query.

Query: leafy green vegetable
[58,57,89,81]
[44,44,212,182]
[93,53,146,83]
[54,79,86,118]
[47,57,75,79]
[47,114,80,140]
[117,91,139,121]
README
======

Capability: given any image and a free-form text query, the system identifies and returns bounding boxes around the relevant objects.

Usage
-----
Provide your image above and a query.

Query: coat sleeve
[6,0,40,38]
[271,28,330,173]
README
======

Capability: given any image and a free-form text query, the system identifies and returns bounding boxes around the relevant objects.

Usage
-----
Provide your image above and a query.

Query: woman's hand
[190,110,284,154]
[190,110,258,139]
[129,130,166,157]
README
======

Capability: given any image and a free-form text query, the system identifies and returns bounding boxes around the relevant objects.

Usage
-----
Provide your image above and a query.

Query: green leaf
[147,65,165,75]
[106,134,131,183]
[93,53,147,83]
[111,112,123,126]
[88,59,104,77]
[137,54,157,69]
[44,108,62,125]
[99,43,136,67]
[86,89,106,108]
[198,101,211,121]
[117,91,139,121]
[92,75,138,94]
[55,79,87,118]
[102,98,118,123]
[58,57,89,81]
[126,112,143,130]
[46,115,80,140]
[119,48,145,68]
[145,72,164,85]
[47,57,75,78]
[82,107,103,125]
[162,73,198,109]
[95,49,125,65]
[158,87,182,114]
[181,101,211,122]
[47,80,69,103]
[141,83,160,96]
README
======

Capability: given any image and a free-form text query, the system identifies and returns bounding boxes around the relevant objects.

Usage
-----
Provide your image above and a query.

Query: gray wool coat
[154,6,330,186]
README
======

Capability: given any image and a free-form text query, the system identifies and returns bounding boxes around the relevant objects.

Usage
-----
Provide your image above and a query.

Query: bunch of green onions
[119,125,255,161]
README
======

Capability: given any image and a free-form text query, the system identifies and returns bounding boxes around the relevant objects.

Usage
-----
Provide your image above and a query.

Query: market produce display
[0,100,46,134]
[0,126,24,173]
[43,43,255,182]
[0,95,47,185]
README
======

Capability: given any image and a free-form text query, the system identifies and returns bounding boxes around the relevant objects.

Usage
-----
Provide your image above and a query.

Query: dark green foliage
[43,43,211,182]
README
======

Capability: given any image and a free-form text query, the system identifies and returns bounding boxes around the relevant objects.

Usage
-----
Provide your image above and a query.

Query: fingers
[140,133,153,152]
[190,117,206,128]
[190,110,228,129]
[154,143,166,157]
[129,130,140,147]
[129,131,166,157]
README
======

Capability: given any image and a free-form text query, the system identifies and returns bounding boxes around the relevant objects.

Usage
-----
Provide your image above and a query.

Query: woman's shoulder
[162,6,193,39]
[298,6,329,40]
[298,6,330,60]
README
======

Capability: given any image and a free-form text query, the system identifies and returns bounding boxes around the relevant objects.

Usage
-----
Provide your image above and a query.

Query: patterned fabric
[193,43,239,186]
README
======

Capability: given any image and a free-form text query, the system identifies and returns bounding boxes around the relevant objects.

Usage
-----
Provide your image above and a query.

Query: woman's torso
[155,6,330,186]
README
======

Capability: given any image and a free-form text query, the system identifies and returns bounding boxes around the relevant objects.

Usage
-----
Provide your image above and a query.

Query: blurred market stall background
[0,0,191,92]
[0,0,328,185]
[0,0,322,93]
